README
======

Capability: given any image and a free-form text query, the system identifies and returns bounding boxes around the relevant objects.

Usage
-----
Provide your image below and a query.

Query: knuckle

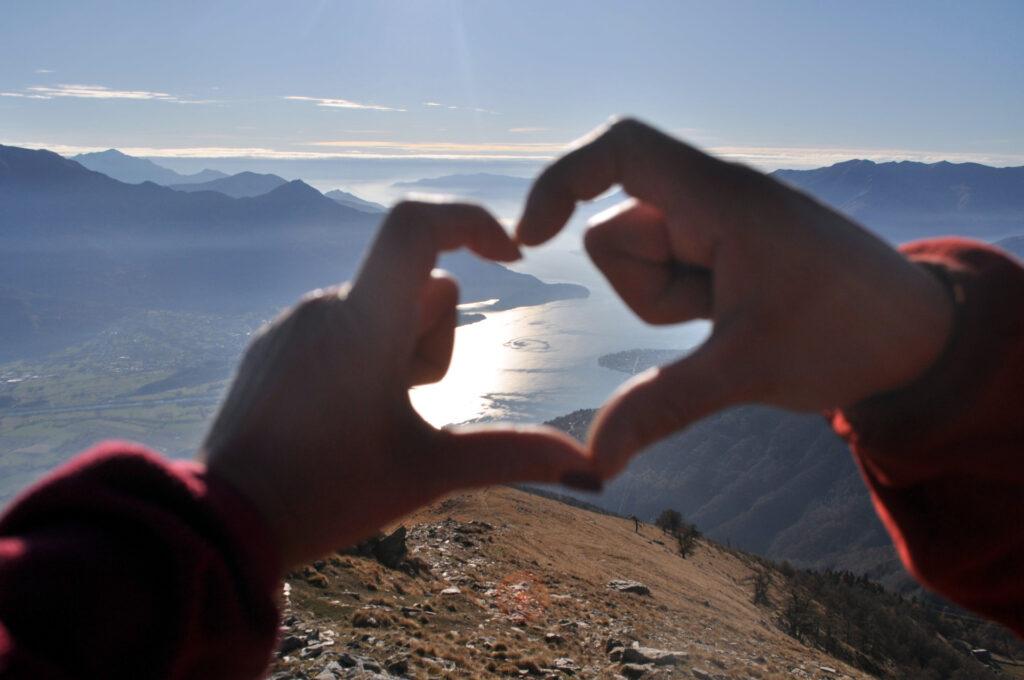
[389,200,429,223]
[636,305,675,326]
[582,224,606,253]
[291,295,331,330]
[384,200,437,248]
[415,363,447,386]
[608,117,661,153]
[609,116,649,139]
[434,274,460,302]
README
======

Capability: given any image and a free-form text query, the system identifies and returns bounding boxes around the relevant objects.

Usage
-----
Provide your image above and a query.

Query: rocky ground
[267,487,872,679]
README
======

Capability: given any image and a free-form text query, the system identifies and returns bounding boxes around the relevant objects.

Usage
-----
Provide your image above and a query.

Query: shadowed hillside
[547,406,904,589]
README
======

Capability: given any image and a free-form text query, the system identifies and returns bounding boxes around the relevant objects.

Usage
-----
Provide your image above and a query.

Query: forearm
[831,238,1024,635]
[0,443,281,679]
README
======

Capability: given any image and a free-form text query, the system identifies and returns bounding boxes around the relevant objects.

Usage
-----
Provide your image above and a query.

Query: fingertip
[513,214,544,248]
[475,210,524,262]
[500,238,523,262]
[588,412,639,479]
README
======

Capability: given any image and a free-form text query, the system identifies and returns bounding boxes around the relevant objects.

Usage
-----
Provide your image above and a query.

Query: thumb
[430,425,597,494]
[589,336,743,478]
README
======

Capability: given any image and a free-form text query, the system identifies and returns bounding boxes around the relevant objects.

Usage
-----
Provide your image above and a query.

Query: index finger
[350,201,520,316]
[515,118,724,247]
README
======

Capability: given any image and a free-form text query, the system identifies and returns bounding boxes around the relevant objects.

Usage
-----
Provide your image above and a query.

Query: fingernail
[560,471,603,492]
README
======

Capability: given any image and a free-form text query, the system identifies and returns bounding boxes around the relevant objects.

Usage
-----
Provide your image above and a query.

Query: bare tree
[753,569,771,606]
[655,509,683,534]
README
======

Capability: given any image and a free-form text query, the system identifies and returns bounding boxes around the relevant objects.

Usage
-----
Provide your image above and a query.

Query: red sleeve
[0,442,281,679]
[831,237,1024,636]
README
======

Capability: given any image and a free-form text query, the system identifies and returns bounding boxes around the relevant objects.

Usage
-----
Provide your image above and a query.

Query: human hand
[202,202,594,570]
[517,119,953,477]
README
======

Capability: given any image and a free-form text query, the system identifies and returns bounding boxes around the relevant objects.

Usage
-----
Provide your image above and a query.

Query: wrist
[203,448,296,575]
[852,256,956,404]
[832,237,1024,456]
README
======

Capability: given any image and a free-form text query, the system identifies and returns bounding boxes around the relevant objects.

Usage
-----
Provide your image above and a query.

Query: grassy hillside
[268,487,1018,679]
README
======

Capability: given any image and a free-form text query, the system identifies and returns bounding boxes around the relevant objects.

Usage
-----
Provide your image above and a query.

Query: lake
[411,247,711,428]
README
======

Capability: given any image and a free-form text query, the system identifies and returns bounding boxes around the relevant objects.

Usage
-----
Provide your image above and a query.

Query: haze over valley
[3,146,1023,531]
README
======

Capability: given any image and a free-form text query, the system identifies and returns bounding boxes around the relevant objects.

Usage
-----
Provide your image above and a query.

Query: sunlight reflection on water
[409,200,712,428]
[409,290,710,428]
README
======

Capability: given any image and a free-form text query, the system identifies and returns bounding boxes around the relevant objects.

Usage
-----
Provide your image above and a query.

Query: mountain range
[772,159,1024,241]
[168,171,288,198]
[324,189,386,213]
[0,146,586,360]
[72,148,227,185]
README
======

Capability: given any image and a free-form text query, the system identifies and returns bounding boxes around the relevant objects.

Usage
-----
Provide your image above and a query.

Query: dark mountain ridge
[1,146,364,238]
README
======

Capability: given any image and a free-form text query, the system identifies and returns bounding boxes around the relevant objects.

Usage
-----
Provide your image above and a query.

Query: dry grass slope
[270,487,897,679]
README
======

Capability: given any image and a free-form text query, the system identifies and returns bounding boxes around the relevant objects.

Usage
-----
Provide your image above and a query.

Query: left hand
[201,201,594,570]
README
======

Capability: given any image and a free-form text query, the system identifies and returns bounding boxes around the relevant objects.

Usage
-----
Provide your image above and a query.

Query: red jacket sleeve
[831,238,1024,636]
[0,442,281,679]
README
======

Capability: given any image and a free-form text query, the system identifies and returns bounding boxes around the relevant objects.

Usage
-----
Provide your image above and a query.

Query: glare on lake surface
[409,269,711,428]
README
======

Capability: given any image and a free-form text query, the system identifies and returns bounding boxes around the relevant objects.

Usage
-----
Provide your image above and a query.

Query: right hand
[517,119,953,477]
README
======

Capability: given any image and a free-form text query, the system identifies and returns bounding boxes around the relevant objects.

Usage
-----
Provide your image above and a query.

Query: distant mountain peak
[831,158,876,167]
[273,179,321,198]
[324,188,386,214]
[86,148,129,158]
[168,170,286,198]
[71,148,226,186]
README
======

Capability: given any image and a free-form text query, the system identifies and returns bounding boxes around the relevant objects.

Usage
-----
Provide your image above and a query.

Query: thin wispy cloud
[34,68,54,74]
[285,95,405,112]
[4,83,210,104]
[307,139,563,155]
[1,92,51,100]
[422,101,498,114]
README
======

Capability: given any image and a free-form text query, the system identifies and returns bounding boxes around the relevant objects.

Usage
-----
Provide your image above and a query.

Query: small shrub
[753,570,771,606]
[676,524,701,558]
[655,509,683,534]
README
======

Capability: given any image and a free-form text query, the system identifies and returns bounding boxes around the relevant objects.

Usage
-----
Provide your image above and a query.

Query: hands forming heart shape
[201,119,953,570]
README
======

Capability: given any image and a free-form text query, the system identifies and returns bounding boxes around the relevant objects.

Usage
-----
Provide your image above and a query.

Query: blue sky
[2,0,1022,169]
